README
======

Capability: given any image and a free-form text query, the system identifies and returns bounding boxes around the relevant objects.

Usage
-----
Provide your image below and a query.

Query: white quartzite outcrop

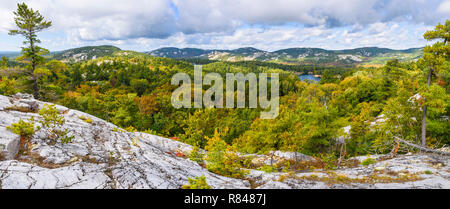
[0,94,248,189]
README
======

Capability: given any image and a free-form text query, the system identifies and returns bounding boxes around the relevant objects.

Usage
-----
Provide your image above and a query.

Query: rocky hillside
[51,45,122,62]
[2,46,422,66]
[147,47,423,66]
[0,94,448,189]
[0,93,248,189]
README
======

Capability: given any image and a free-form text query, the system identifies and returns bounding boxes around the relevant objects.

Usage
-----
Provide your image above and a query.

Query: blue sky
[0,0,449,52]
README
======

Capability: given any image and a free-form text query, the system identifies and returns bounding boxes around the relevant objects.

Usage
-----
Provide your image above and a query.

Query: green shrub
[182,176,212,189]
[7,105,74,145]
[125,126,137,132]
[39,104,65,128]
[318,153,338,170]
[58,129,75,144]
[204,129,248,178]
[0,77,17,96]
[258,164,277,173]
[38,104,74,144]
[189,146,204,165]
[424,170,432,175]
[361,157,377,166]
[6,118,36,138]
[78,115,92,123]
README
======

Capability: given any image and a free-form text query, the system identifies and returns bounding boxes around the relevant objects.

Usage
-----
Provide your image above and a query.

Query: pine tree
[419,20,449,147]
[8,3,52,99]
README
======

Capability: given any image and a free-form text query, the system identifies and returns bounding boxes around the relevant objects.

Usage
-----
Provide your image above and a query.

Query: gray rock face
[253,154,450,189]
[0,94,248,189]
[245,151,316,168]
[0,94,448,189]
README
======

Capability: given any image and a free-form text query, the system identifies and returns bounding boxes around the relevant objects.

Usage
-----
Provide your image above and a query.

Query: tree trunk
[270,151,274,167]
[395,137,450,155]
[29,29,39,99]
[32,77,39,99]
[421,66,433,147]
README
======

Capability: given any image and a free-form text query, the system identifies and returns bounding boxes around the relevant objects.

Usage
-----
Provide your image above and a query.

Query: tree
[204,128,247,178]
[8,3,52,99]
[0,56,8,69]
[320,70,338,84]
[419,20,449,147]
[130,78,148,96]
[69,64,83,88]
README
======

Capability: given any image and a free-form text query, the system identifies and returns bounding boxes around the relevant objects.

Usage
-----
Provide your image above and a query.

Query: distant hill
[0,51,20,59]
[1,45,423,66]
[147,46,423,66]
[51,45,122,62]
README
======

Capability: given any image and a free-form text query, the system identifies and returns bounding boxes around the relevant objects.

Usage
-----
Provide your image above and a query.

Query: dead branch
[394,137,450,156]
[377,140,400,161]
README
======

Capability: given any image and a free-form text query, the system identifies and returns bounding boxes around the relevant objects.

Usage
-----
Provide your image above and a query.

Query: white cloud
[368,22,388,34]
[2,0,177,40]
[121,22,430,51]
[438,0,450,14]
[0,0,447,51]
[174,0,447,29]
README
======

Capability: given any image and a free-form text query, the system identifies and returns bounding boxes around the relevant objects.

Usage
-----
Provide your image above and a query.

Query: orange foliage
[175,152,185,158]
[437,79,446,86]
[170,136,180,141]
[134,95,159,115]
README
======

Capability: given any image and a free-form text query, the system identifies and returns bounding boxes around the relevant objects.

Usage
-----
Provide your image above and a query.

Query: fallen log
[394,137,450,156]
[376,141,401,161]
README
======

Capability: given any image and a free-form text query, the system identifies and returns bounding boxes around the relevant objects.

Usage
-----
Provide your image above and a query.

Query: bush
[258,165,277,173]
[6,118,36,138]
[189,146,205,165]
[317,153,338,170]
[125,126,137,132]
[361,157,377,166]
[7,105,74,145]
[182,176,212,189]
[78,115,92,123]
[0,77,17,96]
[7,118,38,154]
[38,104,74,144]
[39,104,65,128]
[204,128,248,178]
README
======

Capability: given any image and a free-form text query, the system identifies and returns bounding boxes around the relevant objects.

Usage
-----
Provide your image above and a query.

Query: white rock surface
[0,94,248,189]
[256,154,450,189]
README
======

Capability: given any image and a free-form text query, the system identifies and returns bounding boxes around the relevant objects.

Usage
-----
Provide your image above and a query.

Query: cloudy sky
[0,0,449,52]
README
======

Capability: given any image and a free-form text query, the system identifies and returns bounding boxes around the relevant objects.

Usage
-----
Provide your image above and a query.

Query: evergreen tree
[419,20,449,147]
[8,3,52,99]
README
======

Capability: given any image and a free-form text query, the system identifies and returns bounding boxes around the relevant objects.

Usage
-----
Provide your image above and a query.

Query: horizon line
[0,45,426,54]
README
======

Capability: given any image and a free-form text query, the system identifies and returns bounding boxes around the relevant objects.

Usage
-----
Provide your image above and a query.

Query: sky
[0,0,449,52]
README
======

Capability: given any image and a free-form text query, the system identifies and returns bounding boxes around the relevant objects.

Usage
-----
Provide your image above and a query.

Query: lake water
[298,75,321,82]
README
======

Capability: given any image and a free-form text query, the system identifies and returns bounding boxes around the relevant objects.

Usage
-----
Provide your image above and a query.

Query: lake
[298,75,321,82]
